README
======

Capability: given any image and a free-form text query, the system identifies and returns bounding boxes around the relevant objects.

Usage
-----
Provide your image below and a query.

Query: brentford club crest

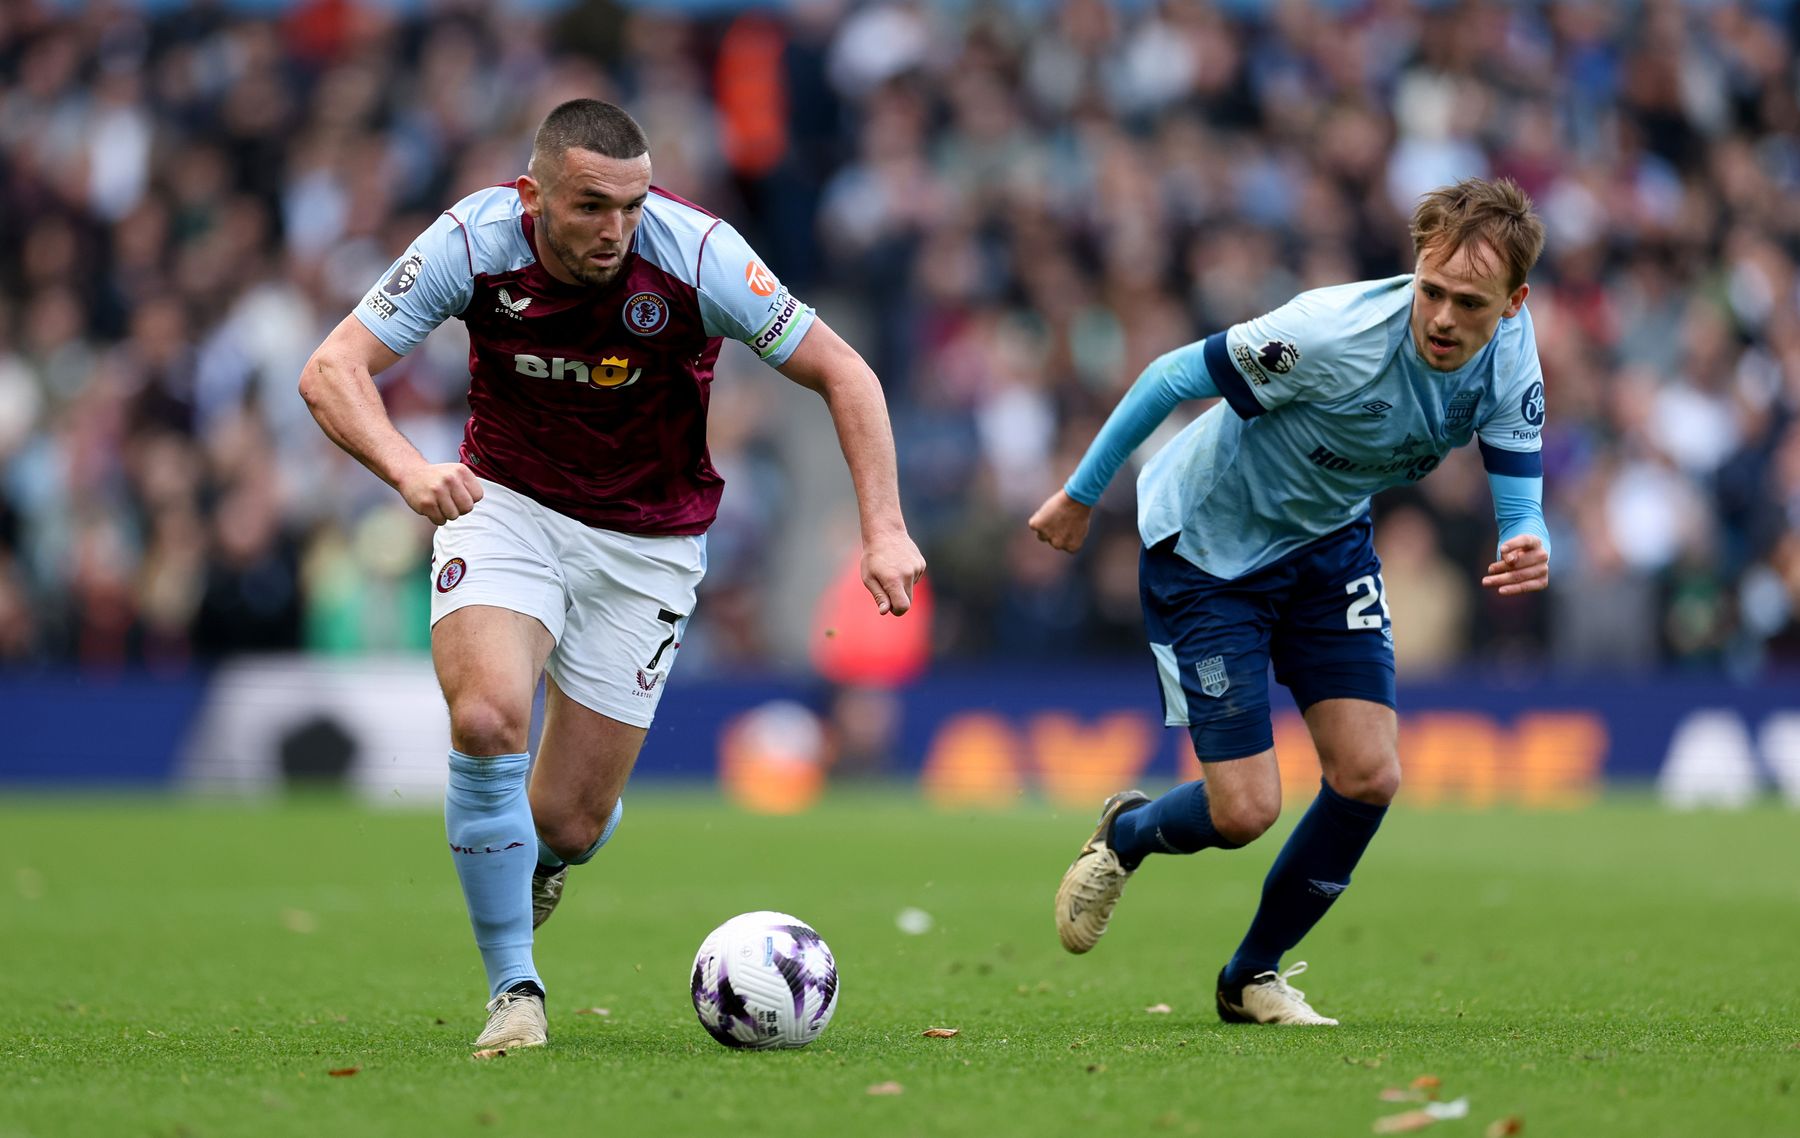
[1196,655,1229,698]
[436,557,467,593]
[624,291,669,336]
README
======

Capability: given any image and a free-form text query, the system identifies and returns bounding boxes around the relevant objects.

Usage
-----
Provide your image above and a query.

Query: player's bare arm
[298,315,483,526]
[776,318,926,616]
[1481,533,1550,596]
[1028,489,1093,553]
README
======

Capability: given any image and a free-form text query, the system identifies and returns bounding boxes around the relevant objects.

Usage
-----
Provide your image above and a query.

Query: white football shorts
[428,478,705,728]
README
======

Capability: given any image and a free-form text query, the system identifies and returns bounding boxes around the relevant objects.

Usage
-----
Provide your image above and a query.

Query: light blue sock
[445,750,541,999]
[536,798,625,871]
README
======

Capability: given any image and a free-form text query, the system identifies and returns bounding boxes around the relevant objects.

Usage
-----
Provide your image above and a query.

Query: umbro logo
[1308,879,1349,897]
[496,287,532,320]
[1362,400,1393,417]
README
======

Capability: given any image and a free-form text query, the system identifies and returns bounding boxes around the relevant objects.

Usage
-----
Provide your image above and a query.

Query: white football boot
[473,986,548,1049]
[531,866,567,930]
[1215,961,1338,1025]
[1055,790,1152,953]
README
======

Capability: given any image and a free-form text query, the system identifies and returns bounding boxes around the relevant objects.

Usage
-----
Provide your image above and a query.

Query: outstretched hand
[862,530,928,616]
[1482,534,1550,596]
[1028,489,1092,553]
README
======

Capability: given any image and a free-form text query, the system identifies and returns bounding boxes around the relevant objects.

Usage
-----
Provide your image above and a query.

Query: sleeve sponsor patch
[744,260,778,298]
[751,290,803,358]
[365,293,397,319]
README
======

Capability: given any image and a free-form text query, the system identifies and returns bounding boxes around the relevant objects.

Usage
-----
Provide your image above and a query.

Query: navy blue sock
[1224,779,1388,985]
[1109,780,1236,870]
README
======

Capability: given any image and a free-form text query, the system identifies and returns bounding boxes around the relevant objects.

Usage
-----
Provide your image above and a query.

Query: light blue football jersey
[1131,275,1546,579]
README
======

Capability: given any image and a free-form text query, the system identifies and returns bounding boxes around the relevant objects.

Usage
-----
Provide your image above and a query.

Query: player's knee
[448,696,531,757]
[1211,795,1280,846]
[1329,759,1401,806]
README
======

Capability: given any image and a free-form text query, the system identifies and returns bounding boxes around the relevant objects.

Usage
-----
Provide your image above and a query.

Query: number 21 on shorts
[1344,574,1390,630]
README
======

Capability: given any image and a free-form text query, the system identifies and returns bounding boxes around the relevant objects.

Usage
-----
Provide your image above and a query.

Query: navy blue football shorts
[1140,514,1396,762]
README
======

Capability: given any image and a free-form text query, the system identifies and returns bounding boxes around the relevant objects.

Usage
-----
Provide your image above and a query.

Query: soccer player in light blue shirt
[1035,179,1551,1025]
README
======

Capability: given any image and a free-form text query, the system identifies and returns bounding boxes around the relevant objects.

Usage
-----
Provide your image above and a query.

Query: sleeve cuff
[1479,440,1543,476]
[1202,332,1266,420]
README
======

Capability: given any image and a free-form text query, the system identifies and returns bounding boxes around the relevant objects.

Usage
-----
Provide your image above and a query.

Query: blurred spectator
[1,0,1799,681]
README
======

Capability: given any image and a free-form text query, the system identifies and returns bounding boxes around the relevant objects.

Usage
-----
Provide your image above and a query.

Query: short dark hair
[1410,177,1546,291]
[531,99,649,175]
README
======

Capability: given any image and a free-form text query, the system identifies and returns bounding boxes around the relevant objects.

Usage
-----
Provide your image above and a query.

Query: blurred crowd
[2,0,1799,679]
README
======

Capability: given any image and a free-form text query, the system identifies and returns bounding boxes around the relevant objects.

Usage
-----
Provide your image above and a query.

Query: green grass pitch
[3,793,1797,1137]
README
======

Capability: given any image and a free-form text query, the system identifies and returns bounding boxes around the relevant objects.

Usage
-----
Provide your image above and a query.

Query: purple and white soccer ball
[690,911,839,1049]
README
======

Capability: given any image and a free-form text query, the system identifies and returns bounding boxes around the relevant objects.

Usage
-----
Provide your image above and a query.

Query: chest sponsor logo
[1521,381,1545,426]
[1256,339,1299,374]
[745,260,778,298]
[514,353,642,389]
[382,253,424,297]
[624,291,670,336]
[1446,389,1481,426]
[1196,656,1230,698]
[365,293,397,320]
[1231,343,1271,386]
[1306,443,1441,482]
[751,291,802,358]
[496,287,532,320]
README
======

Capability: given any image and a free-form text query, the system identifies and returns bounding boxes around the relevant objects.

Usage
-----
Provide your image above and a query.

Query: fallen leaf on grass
[1145,1003,1173,1014]
[866,1081,904,1096]
[920,1028,959,1038]
[472,1049,507,1060]
[1412,1075,1441,1094]
[1485,1118,1524,1137]
[1379,1088,1426,1103]
[1373,1110,1437,1134]
[1372,1098,1469,1134]
[575,1007,611,1017]
[327,1067,359,1078]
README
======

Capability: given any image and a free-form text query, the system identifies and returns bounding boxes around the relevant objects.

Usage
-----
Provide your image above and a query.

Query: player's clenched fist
[1481,533,1550,596]
[862,531,928,616]
[1028,489,1092,553]
[397,462,484,526]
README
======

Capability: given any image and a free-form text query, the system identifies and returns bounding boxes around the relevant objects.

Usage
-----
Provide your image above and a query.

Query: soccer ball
[690,911,839,1049]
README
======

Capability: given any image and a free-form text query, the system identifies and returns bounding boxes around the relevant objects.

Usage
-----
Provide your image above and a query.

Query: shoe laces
[1070,848,1129,901]
[485,988,539,1016]
[1251,961,1313,1004]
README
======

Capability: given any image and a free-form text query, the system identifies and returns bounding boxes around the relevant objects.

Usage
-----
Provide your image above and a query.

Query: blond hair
[1410,178,1546,291]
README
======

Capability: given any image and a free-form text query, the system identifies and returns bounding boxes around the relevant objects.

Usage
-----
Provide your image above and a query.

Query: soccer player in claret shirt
[1030,178,1551,1025]
[300,100,926,1050]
